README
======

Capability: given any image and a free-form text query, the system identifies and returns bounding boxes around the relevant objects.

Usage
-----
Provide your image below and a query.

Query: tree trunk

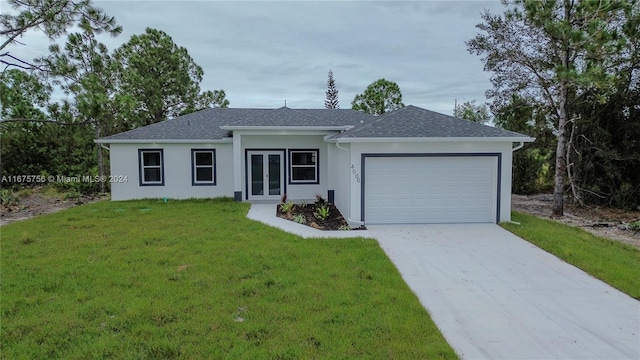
[553,81,568,216]
[96,124,105,193]
[566,118,584,206]
[552,5,576,217]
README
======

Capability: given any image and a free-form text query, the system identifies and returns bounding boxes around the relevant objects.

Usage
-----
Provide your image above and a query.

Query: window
[139,149,164,186]
[192,149,216,185]
[289,149,319,184]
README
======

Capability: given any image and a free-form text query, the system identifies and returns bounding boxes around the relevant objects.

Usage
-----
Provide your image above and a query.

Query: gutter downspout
[512,141,525,152]
[334,141,348,153]
[335,141,365,227]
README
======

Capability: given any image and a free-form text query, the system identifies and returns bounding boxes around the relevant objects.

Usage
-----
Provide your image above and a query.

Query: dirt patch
[0,189,106,226]
[177,264,189,272]
[512,194,640,249]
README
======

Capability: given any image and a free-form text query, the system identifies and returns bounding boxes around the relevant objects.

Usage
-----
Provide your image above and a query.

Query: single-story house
[96,105,534,225]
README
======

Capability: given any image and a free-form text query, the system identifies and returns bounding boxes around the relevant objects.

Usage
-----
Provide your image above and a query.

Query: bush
[314,194,328,207]
[512,148,553,194]
[0,189,17,207]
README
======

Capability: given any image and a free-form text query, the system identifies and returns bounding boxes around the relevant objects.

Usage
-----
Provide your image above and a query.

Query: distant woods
[2,0,638,212]
[1,1,228,193]
[467,0,640,211]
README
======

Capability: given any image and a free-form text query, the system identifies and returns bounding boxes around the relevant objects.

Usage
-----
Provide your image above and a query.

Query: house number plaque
[351,165,360,183]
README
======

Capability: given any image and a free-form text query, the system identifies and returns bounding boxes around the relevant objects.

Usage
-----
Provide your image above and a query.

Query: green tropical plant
[293,214,306,224]
[279,202,294,214]
[314,205,330,221]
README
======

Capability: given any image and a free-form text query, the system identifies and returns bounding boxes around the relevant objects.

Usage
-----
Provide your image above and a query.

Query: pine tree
[351,78,404,115]
[324,70,339,109]
[467,0,632,216]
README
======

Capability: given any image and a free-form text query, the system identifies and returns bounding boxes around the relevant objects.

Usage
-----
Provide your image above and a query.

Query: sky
[2,0,507,115]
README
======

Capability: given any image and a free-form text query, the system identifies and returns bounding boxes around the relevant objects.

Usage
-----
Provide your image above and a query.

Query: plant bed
[276,197,363,231]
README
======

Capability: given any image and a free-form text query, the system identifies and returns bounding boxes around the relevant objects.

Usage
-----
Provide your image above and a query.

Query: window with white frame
[192,149,216,185]
[139,149,164,186]
[289,149,319,184]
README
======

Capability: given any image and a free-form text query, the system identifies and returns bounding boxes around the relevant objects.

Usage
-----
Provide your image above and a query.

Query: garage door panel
[364,156,498,224]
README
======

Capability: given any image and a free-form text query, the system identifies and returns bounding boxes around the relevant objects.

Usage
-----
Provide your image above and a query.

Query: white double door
[247,151,284,199]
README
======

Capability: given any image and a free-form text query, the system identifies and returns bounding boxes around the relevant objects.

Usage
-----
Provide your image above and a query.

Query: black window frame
[138,149,164,186]
[191,149,217,186]
[288,149,319,184]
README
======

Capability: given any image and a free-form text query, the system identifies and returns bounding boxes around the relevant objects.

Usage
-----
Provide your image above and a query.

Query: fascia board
[326,136,535,143]
[94,138,233,144]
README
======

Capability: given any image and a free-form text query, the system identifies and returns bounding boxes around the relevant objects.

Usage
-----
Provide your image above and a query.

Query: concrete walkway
[247,203,371,239]
[369,224,640,360]
[247,205,640,359]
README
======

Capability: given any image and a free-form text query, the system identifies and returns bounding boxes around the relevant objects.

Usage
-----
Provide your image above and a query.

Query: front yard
[3,196,638,359]
[0,199,456,359]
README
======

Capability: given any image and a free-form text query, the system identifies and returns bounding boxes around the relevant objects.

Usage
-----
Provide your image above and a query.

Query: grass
[0,198,457,359]
[502,211,640,299]
[15,188,34,198]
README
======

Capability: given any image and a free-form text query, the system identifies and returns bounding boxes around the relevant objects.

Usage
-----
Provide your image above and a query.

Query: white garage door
[364,156,498,224]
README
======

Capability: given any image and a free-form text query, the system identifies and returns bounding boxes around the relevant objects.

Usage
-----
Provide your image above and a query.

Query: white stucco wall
[109,143,234,200]
[239,134,332,201]
[328,142,353,224]
[344,141,515,223]
[107,137,516,224]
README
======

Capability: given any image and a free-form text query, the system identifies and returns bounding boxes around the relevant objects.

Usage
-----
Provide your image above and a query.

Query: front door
[247,151,284,199]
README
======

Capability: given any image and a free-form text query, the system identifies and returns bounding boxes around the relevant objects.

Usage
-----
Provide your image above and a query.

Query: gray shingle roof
[101,109,231,141]
[331,105,528,139]
[224,107,373,127]
[98,105,530,142]
[99,107,373,141]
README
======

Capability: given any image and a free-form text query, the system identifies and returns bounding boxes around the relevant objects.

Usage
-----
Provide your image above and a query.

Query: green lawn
[0,199,457,359]
[502,211,640,299]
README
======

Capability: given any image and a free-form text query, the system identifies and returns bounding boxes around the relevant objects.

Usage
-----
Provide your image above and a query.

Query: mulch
[276,203,355,231]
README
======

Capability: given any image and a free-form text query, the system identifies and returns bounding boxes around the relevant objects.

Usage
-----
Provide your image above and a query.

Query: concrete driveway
[368,223,639,360]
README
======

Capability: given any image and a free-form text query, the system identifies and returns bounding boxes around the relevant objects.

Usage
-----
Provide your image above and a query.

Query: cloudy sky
[3,1,506,115]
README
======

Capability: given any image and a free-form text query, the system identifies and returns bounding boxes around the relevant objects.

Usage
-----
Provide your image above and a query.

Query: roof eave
[94,138,233,144]
[326,136,536,143]
[220,125,354,131]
